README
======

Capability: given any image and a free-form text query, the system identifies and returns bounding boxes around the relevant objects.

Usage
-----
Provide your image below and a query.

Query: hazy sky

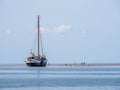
[0,0,120,64]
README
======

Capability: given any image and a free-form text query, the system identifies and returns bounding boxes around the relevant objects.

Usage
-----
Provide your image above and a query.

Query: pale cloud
[52,25,71,33]
[40,27,51,33]
[5,29,12,34]
[40,25,72,34]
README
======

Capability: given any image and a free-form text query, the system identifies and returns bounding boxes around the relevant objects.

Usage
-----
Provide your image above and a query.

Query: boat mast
[37,15,40,57]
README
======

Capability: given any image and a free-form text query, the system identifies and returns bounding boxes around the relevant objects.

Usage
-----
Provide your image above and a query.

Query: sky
[0,0,120,64]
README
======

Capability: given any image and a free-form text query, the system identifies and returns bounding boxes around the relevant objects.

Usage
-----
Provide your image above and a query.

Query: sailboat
[25,15,47,67]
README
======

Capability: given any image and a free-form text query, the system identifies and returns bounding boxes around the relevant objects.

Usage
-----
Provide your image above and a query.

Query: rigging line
[40,29,44,56]
[40,25,43,55]
[39,17,44,56]
[37,15,40,56]
[33,31,37,55]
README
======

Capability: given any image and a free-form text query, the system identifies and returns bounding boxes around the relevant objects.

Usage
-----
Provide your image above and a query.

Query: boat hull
[26,60,47,67]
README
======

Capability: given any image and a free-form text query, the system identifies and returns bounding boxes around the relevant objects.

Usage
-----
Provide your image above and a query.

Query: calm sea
[0,66,120,90]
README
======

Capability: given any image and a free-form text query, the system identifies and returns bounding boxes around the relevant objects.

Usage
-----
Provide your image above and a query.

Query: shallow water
[0,66,120,90]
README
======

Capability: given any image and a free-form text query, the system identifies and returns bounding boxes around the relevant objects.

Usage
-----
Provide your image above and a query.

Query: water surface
[0,66,120,90]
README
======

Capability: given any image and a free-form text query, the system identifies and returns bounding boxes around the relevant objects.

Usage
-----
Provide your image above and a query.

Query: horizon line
[0,63,120,66]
